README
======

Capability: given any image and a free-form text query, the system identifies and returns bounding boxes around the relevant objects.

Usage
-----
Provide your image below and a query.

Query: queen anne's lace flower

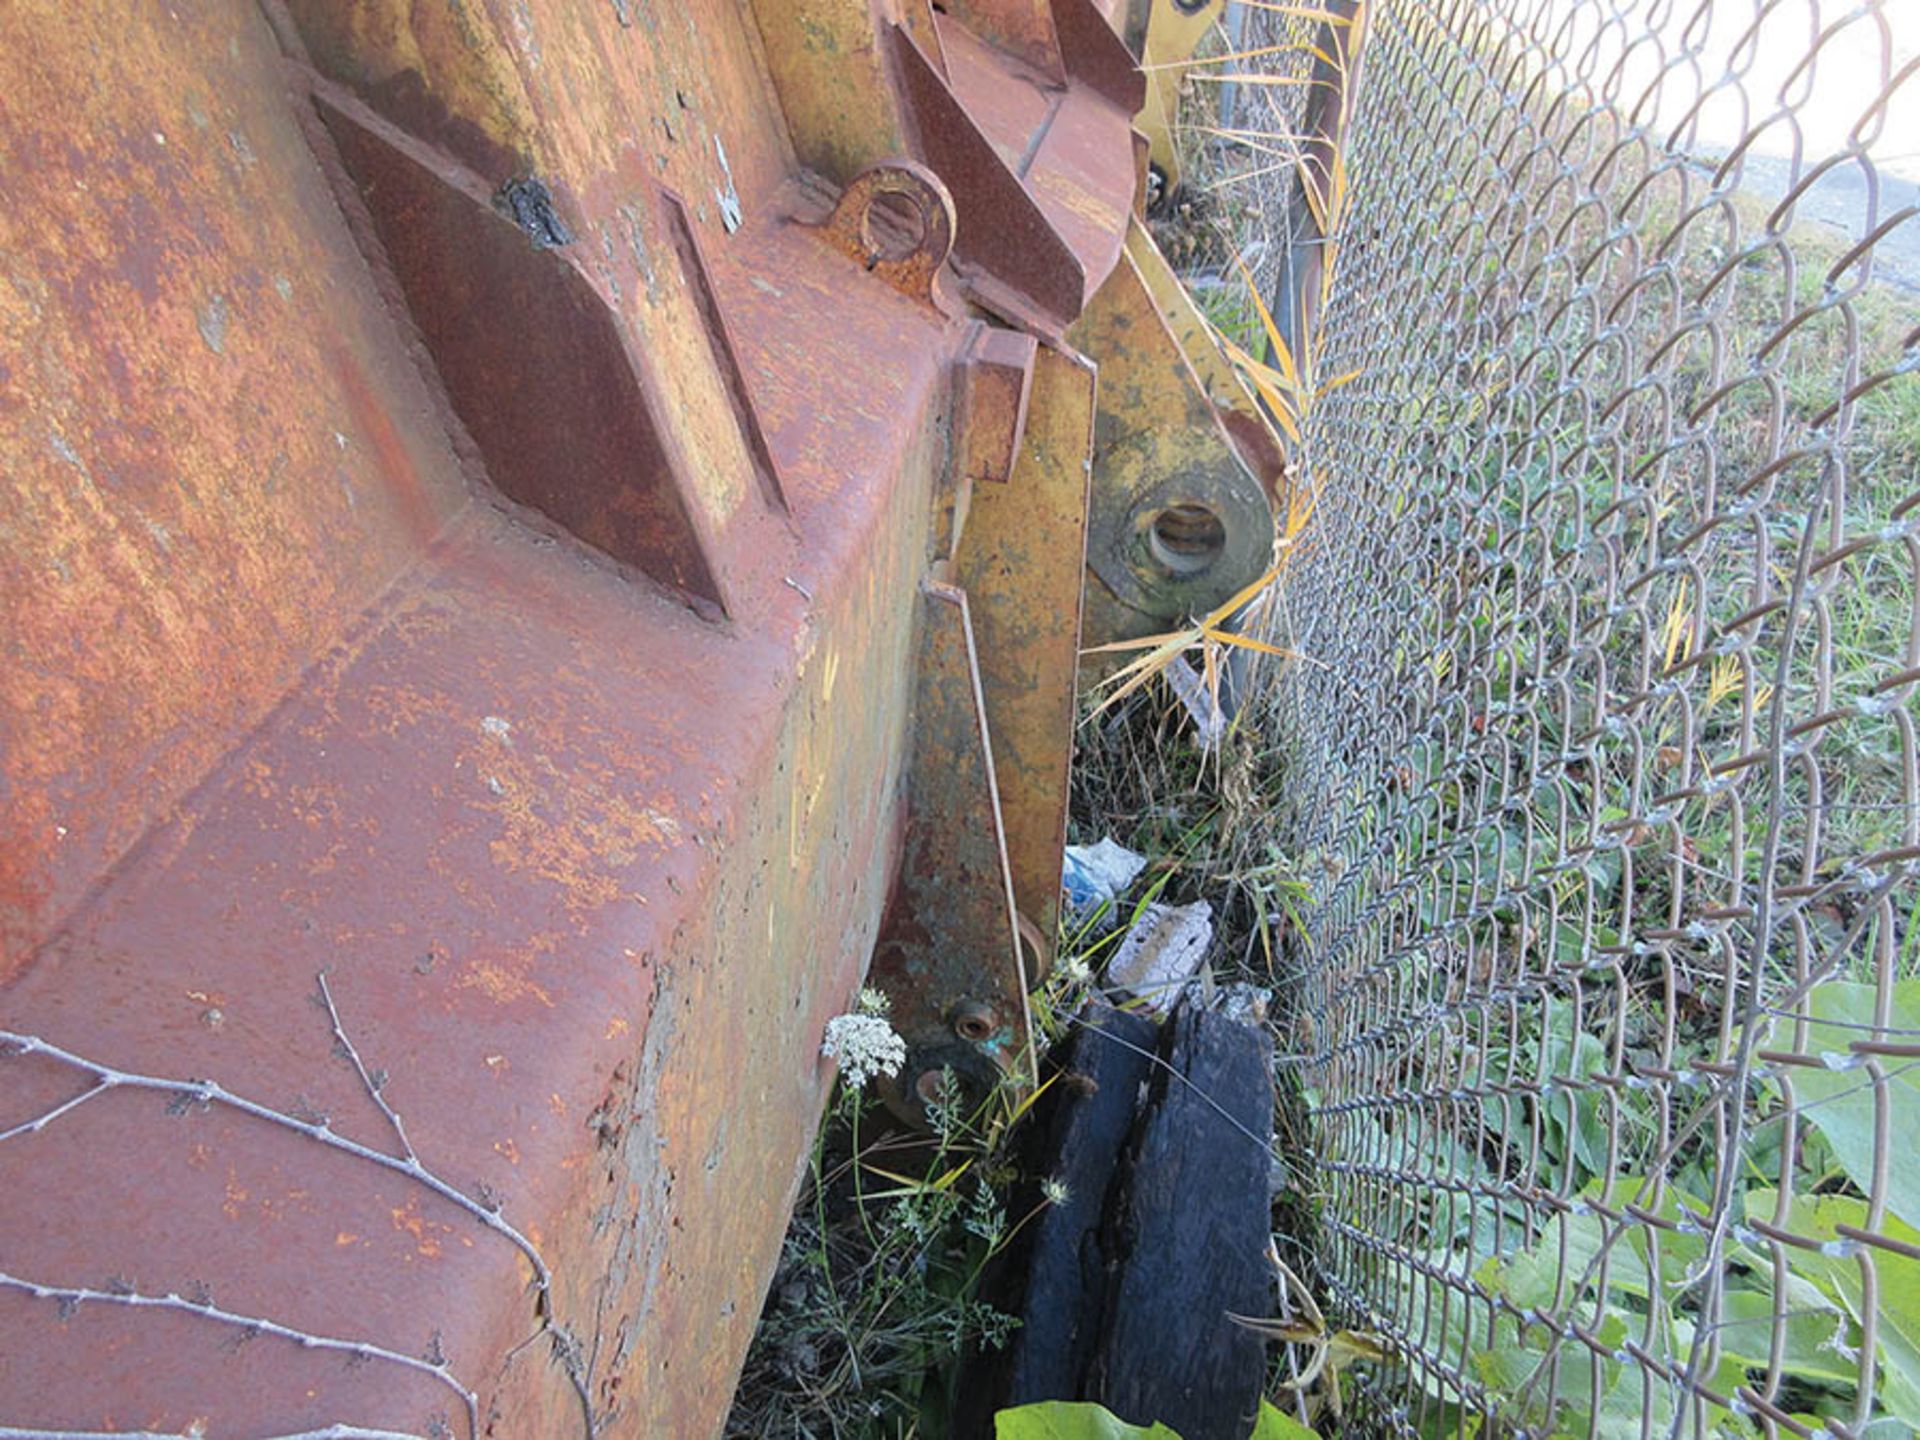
[821,1010,906,1090]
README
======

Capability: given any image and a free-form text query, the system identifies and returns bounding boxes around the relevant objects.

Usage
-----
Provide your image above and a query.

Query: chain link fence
[1209,1,1920,1434]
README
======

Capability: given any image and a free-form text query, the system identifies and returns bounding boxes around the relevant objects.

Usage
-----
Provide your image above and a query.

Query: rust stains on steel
[956,325,1041,490]
[894,23,1092,335]
[871,581,1035,1118]
[804,160,960,313]
[0,0,1278,1433]
[660,186,790,514]
[0,0,470,978]
[317,86,733,613]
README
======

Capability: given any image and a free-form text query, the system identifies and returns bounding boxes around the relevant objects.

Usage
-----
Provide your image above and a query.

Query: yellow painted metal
[870,580,1036,1115]
[954,343,1097,957]
[1125,217,1257,433]
[1124,216,1288,502]
[748,0,914,183]
[1138,0,1225,195]
[1070,237,1273,655]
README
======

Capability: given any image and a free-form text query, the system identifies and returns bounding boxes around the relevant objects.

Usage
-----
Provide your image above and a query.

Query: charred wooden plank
[1088,1004,1275,1439]
[962,1002,1274,1438]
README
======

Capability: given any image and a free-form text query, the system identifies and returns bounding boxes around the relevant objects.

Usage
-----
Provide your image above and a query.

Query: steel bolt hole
[1148,501,1227,576]
[952,1003,999,1043]
[863,190,928,263]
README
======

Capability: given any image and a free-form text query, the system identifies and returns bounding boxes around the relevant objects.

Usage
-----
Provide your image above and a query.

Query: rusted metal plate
[937,324,1041,563]
[804,160,959,313]
[0,0,1162,1431]
[317,86,730,612]
[1020,84,1137,305]
[957,325,1041,491]
[0,0,469,980]
[929,9,1136,306]
[661,187,789,513]
[895,11,1139,337]
[0,0,974,1434]
[955,343,1098,959]
[935,18,1060,174]
[870,582,1034,1114]
[0,486,933,1436]
[896,23,1087,336]
[283,0,808,594]
[943,0,1068,83]
[1053,0,1150,115]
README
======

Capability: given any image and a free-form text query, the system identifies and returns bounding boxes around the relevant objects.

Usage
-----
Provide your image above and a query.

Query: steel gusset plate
[1070,244,1277,655]
[870,581,1035,1117]
[954,342,1097,960]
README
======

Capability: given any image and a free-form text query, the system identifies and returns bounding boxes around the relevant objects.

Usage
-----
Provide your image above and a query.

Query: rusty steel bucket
[0,2,1276,1433]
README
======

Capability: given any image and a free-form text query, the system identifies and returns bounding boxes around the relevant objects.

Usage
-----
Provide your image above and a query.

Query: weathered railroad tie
[0,2,1276,1434]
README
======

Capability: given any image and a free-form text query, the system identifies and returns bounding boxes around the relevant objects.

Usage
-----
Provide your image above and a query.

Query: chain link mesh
[1214,1,1920,1433]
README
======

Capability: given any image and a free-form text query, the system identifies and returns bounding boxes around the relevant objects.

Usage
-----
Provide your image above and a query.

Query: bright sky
[1514,0,1920,182]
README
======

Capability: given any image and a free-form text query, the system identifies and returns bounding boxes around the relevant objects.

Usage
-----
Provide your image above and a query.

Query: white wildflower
[1056,954,1092,986]
[855,986,892,1017]
[821,1009,906,1091]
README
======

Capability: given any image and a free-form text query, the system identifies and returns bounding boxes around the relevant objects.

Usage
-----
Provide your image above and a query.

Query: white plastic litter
[1164,653,1227,747]
[1106,899,1213,1016]
[1062,837,1148,924]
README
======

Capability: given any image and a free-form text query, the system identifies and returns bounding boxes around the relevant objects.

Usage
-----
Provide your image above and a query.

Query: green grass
[725,1070,1029,1438]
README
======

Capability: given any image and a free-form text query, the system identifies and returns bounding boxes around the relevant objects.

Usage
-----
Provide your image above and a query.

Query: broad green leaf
[1481,1177,1706,1310]
[1482,1208,1645,1311]
[1473,1311,1635,1437]
[994,1401,1182,1440]
[1716,1282,1856,1385]
[1615,1176,1709,1296]
[1748,1188,1920,1427]
[1250,1400,1321,1440]
[1380,1246,1521,1403]
[1785,979,1920,1233]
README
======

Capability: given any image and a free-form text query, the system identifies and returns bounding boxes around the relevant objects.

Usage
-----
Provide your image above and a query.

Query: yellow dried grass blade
[1235,255,1303,389]
[1206,562,1287,627]
[1144,42,1323,71]
[1082,629,1205,721]
[1662,579,1693,670]
[1205,630,1299,658]
[1235,2,1357,19]
[1246,374,1305,446]
[1082,625,1204,657]
[861,1158,974,1196]
[1194,124,1318,149]
[1215,331,1306,444]
[999,1071,1060,1128]
[1188,73,1321,87]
